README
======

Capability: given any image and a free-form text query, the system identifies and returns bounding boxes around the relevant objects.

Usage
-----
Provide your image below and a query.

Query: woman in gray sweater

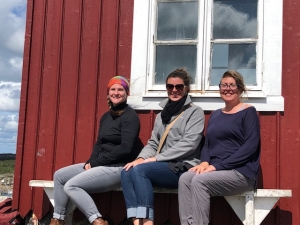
[121,68,205,225]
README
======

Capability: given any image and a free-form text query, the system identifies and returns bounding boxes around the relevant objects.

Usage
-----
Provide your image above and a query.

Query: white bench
[29,180,292,225]
[29,180,76,224]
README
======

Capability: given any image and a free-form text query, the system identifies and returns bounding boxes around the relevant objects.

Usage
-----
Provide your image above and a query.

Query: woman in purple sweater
[178,70,260,225]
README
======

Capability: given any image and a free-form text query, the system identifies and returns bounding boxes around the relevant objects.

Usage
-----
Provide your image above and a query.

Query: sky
[0,0,27,154]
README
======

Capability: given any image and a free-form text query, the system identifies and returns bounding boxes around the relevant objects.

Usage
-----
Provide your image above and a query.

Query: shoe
[49,218,65,225]
[92,218,108,225]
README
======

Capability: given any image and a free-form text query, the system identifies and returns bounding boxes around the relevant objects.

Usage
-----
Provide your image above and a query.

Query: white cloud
[0,0,26,82]
[0,112,19,154]
[0,113,18,133]
[6,29,26,55]
[213,2,257,38]
[9,57,23,69]
[0,81,21,111]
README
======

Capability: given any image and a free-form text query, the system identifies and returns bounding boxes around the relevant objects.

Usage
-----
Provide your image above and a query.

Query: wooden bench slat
[29,180,54,188]
[29,180,292,197]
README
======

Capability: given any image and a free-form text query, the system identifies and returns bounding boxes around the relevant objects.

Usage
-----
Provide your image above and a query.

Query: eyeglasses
[166,84,185,91]
[219,83,239,90]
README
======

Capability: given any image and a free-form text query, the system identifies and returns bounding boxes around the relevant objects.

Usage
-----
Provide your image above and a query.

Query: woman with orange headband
[50,76,140,225]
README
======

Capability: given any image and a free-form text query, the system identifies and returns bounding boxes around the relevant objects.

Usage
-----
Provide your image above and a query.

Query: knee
[179,172,194,187]
[179,173,189,186]
[53,168,63,182]
[121,168,131,179]
[130,164,147,176]
[190,174,207,190]
[63,178,78,194]
[63,181,72,193]
[123,166,142,177]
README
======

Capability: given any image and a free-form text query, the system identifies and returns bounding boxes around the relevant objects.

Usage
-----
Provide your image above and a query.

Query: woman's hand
[189,162,209,174]
[140,157,157,164]
[123,158,144,171]
[84,163,91,170]
[203,165,216,173]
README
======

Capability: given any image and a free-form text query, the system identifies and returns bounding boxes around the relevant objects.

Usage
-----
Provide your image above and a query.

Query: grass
[0,160,15,174]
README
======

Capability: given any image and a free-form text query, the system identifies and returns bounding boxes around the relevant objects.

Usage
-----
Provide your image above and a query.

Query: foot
[92,218,108,225]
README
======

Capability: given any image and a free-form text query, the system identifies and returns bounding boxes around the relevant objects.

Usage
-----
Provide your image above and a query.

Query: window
[129,0,284,111]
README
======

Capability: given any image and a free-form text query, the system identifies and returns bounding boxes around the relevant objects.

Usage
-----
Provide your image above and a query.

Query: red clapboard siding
[13,0,300,224]
[32,0,65,218]
[117,0,134,76]
[14,0,48,217]
[280,0,300,224]
[73,0,102,164]
[53,0,83,171]
[12,0,34,212]
[95,0,119,127]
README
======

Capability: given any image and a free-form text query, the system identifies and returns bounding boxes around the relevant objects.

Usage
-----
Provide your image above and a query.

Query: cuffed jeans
[121,162,183,221]
[53,163,123,223]
[178,170,255,225]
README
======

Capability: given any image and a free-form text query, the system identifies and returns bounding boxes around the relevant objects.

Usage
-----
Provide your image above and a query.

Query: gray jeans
[53,163,123,223]
[178,170,255,225]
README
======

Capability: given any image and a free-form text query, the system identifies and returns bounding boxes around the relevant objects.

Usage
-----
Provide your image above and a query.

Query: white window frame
[128,0,284,111]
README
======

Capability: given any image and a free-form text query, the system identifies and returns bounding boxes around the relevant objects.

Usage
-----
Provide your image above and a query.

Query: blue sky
[0,0,26,154]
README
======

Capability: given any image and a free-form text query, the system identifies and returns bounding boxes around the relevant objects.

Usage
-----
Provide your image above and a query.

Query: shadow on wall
[256,165,292,225]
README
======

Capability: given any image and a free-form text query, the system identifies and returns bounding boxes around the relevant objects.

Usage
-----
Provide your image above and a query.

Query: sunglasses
[166,84,185,91]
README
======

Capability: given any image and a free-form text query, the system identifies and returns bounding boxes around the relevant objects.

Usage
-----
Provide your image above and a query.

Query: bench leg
[251,197,280,225]
[43,187,55,206]
[245,194,254,225]
[225,195,281,225]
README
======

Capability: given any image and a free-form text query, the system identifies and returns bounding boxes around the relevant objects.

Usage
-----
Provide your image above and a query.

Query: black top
[201,107,260,180]
[86,103,140,167]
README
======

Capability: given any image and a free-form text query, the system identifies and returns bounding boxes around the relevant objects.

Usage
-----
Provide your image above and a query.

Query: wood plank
[31,0,65,218]
[12,0,34,214]
[117,0,134,77]
[15,0,47,217]
[95,0,119,126]
[54,0,83,170]
[279,0,300,224]
[73,0,102,163]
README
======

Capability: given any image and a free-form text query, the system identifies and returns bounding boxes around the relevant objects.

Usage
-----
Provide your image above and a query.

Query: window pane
[155,45,197,84]
[210,43,256,85]
[157,1,198,40]
[213,0,258,39]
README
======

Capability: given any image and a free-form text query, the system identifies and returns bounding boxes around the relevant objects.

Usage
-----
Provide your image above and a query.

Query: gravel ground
[0,173,14,194]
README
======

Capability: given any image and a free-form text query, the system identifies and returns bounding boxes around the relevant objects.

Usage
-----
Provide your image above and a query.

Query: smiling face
[108,84,127,106]
[166,77,187,101]
[219,76,241,104]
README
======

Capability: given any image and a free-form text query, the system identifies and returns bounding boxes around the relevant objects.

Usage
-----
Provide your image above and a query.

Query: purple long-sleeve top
[200,106,260,180]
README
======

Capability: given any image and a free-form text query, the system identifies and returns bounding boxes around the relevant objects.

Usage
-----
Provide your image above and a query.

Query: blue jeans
[121,162,183,221]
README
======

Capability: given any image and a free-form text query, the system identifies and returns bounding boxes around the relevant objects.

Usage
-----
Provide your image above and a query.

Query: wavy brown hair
[221,70,248,97]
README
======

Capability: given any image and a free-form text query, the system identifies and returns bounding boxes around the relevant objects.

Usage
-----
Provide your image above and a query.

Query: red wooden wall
[13,0,299,224]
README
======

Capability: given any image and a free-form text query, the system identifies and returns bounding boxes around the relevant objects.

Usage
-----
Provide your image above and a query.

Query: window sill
[127,95,284,111]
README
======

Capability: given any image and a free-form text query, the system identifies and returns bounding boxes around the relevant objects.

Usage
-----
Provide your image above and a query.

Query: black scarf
[110,101,128,117]
[161,95,188,125]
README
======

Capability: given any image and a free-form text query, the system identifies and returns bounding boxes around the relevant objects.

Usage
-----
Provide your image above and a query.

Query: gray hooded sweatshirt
[137,95,204,166]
